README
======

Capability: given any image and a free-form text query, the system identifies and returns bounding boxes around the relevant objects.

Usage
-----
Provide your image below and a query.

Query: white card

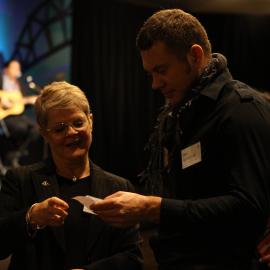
[73,195,102,215]
[181,142,202,169]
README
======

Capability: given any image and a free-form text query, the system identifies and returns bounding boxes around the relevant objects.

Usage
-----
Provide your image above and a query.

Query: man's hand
[91,191,161,228]
[28,196,69,228]
[23,95,37,105]
[0,97,12,109]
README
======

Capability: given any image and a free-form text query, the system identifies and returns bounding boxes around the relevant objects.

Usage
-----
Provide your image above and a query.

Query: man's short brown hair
[136,9,211,59]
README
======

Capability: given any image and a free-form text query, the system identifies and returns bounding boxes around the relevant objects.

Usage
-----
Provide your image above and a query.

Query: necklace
[72,176,77,182]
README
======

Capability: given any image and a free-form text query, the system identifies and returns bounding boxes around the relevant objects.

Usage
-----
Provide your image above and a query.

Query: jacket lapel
[32,173,59,201]
[85,163,108,254]
[32,162,66,253]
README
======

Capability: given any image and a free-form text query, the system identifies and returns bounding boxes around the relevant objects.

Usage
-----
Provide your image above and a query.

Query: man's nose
[152,75,164,90]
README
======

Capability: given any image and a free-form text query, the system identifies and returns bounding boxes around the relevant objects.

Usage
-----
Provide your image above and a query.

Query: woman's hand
[28,196,69,228]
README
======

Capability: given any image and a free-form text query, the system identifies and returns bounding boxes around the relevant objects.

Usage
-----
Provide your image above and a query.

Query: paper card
[181,142,202,169]
[73,195,102,215]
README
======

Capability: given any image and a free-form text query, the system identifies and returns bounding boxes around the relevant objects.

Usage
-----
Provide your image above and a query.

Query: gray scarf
[139,53,228,195]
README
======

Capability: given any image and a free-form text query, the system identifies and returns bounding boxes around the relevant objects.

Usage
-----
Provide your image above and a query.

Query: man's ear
[187,44,204,70]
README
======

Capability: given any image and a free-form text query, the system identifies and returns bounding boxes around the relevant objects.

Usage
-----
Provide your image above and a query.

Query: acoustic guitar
[0,90,37,120]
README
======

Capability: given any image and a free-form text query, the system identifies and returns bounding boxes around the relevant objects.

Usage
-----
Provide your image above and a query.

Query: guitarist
[0,59,42,167]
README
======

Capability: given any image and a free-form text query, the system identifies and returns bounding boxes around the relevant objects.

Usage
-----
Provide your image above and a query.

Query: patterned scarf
[139,53,228,195]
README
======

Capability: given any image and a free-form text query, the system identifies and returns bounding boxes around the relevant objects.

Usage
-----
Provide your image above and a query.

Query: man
[0,59,42,166]
[92,9,270,270]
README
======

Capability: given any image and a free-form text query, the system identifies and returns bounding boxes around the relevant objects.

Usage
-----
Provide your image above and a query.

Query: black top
[57,175,91,269]
[0,161,143,270]
[149,55,270,268]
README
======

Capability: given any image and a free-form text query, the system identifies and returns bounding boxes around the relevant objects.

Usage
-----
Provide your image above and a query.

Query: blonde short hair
[35,81,91,128]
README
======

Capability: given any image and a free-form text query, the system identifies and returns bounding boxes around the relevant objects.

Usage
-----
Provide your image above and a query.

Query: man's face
[141,41,198,106]
[5,60,22,80]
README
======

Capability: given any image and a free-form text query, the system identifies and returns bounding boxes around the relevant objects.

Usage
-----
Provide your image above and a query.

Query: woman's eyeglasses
[46,118,88,136]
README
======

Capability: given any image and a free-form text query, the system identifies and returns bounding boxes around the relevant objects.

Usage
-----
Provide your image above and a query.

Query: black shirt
[57,174,91,269]
[151,67,270,268]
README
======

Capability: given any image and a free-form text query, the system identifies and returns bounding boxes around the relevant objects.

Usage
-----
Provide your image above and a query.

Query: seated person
[0,59,42,166]
[0,81,143,270]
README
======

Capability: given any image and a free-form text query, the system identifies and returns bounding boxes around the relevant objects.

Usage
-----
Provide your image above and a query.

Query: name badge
[181,142,202,169]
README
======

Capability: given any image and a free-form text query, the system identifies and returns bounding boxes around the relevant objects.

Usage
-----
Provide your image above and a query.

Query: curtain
[72,1,270,184]
[198,13,270,90]
[72,1,163,184]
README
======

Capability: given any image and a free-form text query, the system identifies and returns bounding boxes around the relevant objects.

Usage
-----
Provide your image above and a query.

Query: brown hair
[136,9,211,59]
[35,81,91,128]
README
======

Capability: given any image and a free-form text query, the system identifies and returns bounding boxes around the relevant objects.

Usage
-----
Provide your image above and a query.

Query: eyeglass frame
[44,116,90,137]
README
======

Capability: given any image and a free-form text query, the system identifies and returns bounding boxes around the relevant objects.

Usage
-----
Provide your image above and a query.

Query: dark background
[1,0,270,184]
[72,0,270,184]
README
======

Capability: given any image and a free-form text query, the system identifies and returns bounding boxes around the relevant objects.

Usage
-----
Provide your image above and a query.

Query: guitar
[0,90,37,120]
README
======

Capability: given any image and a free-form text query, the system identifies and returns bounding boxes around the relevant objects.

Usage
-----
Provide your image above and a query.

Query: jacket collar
[200,67,233,101]
[31,158,65,252]
[31,158,108,254]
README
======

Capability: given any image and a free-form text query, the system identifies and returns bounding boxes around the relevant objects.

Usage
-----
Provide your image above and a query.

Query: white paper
[181,142,202,169]
[73,195,102,215]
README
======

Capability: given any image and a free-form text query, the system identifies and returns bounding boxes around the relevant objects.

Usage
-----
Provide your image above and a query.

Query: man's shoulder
[218,80,269,112]
[216,81,270,131]
[222,80,262,102]
[0,72,3,88]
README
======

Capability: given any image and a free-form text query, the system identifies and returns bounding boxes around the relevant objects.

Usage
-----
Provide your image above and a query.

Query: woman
[0,81,143,270]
